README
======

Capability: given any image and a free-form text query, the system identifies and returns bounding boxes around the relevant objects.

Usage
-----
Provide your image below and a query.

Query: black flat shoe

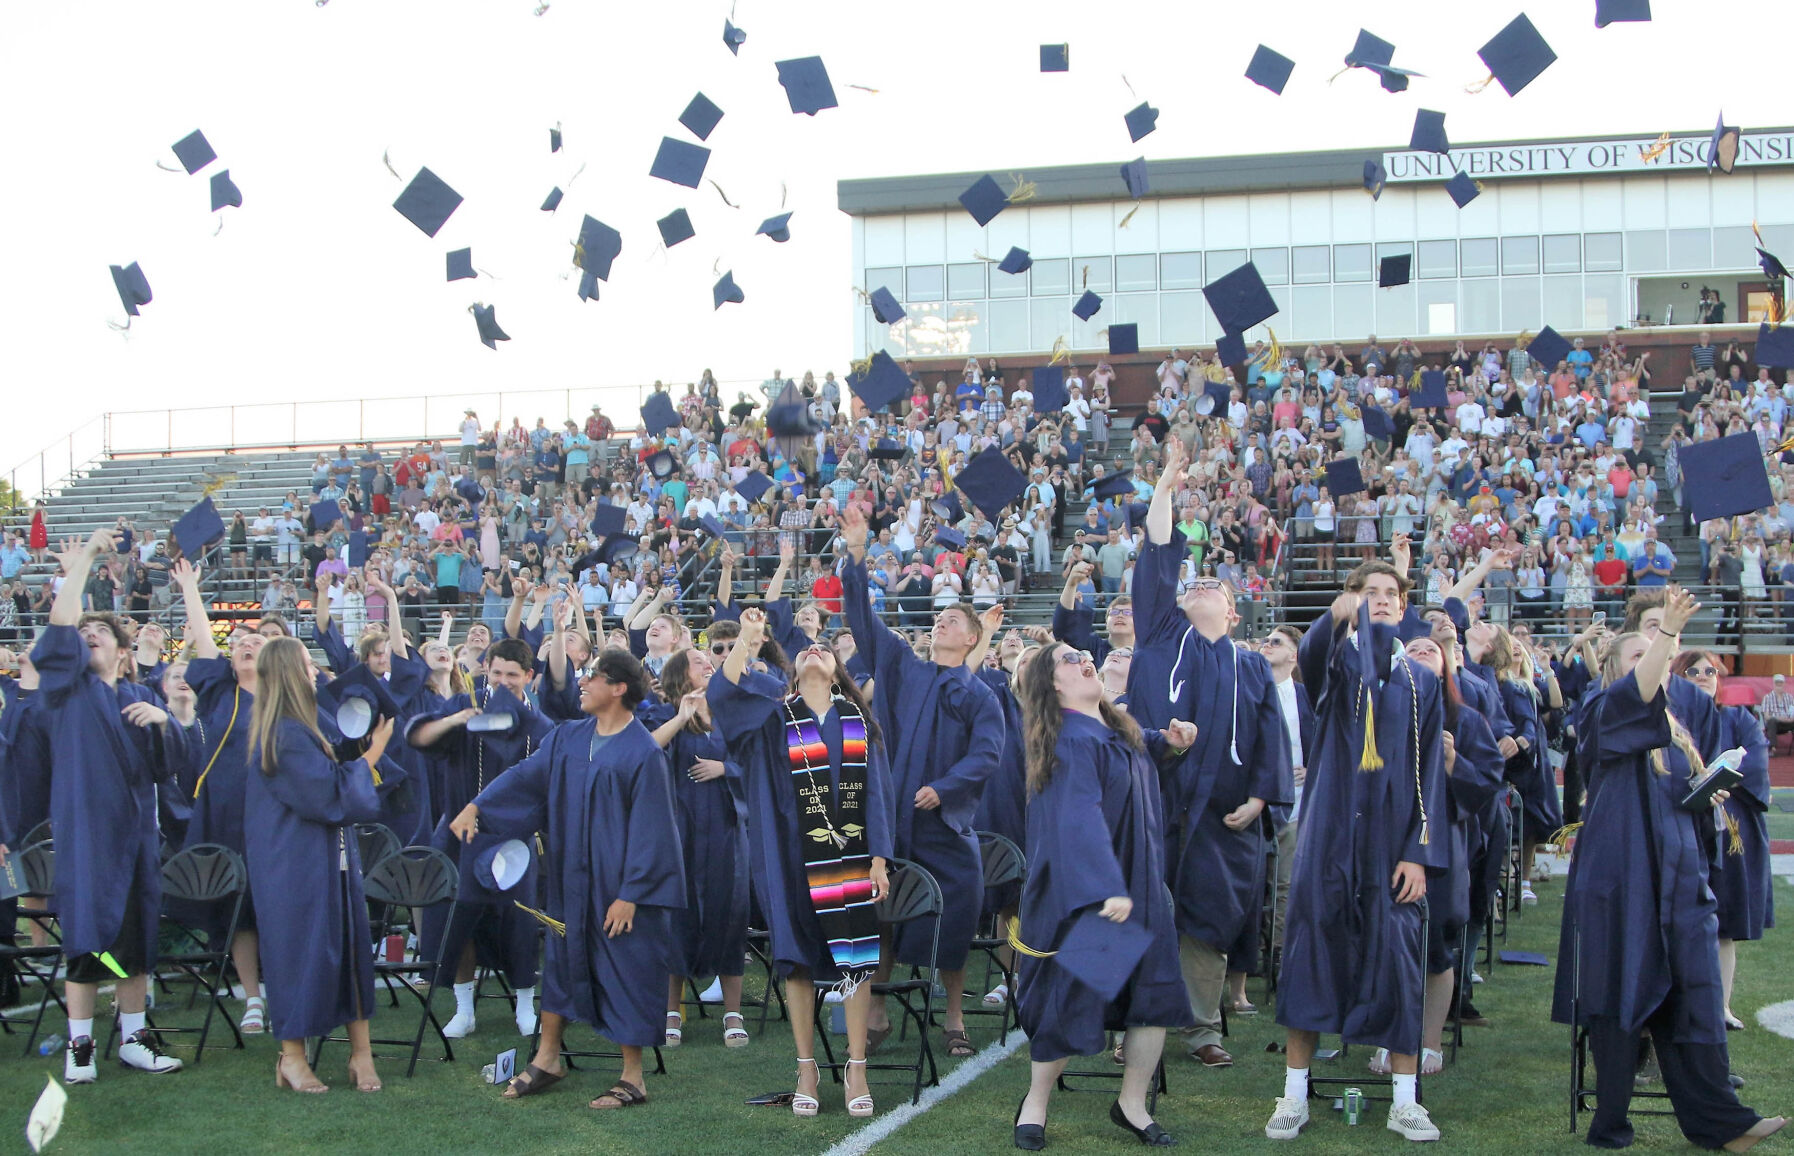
[1014,1095,1046,1150]
[1110,1100,1176,1147]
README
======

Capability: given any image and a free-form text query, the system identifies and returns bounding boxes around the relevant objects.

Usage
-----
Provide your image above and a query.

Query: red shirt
[1593,557,1628,589]
[812,574,843,616]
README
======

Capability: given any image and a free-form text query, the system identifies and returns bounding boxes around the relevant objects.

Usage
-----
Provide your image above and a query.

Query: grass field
[4,873,1790,1155]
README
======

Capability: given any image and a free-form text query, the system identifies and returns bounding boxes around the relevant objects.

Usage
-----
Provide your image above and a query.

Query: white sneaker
[1265,1096,1310,1140]
[442,1011,477,1039]
[515,1009,538,1037]
[1387,1102,1441,1141]
[117,1030,184,1074]
[698,978,724,1003]
[982,983,1010,1007]
[1520,885,1538,907]
[1470,970,1485,985]
[64,1035,97,1085]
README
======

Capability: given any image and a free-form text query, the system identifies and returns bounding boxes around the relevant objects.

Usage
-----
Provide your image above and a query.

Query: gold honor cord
[514,902,565,937]
[1006,917,1055,959]
[192,687,240,797]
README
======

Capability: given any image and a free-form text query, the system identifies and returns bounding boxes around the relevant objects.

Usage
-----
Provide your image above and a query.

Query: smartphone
[1591,611,1606,627]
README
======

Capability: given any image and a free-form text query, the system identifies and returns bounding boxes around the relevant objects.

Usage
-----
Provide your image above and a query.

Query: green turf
[4,877,1790,1155]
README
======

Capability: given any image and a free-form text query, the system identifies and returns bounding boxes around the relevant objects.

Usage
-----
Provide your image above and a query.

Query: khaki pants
[1178,936,1227,1051]
[1273,818,1297,952]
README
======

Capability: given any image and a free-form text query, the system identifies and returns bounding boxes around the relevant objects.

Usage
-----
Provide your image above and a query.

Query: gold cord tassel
[1118,205,1140,229]
[1359,691,1383,770]
[1006,916,1056,959]
[1548,821,1584,850]
[1048,336,1071,365]
[514,901,566,937]
[1638,132,1672,163]
[1723,806,1744,856]
[1464,72,1497,94]
[1006,174,1038,204]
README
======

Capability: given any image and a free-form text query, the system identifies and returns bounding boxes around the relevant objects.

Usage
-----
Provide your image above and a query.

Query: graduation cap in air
[1343,29,1422,92]
[550,126,563,152]
[596,534,641,565]
[575,215,622,280]
[1215,333,1247,367]
[209,170,242,212]
[1072,290,1103,321]
[733,471,775,506]
[1120,157,1150,200]
[932,490,964,523]
[1088,470,1136,502]
[1413,370,1449,409]
[1378,254,1412,288]
[1031,366,1068,412]
[1050,909,1151,1003]
[1124,102,1159,143]
[590,503,627,538]
[869,286,906,324]
[1410,109,1449,155]
[446,248,476,281]
[954,450,1028,518]
[647,450,679,480]
[869,437,907,460]
[657,209,695,248]
[577,269,600,303]
[1362,406,1394,440]
[1040,43,1069,72]
[319,664,401,748]
[848,350,910,413]
[540,187,563,212]
[680,92,724,140]
[1757,322,1794,369]
[641,391,680,434]
[650,137,710,188]
[392,168,463,238]
[767,402,822,437]
[1246,44,1294,94]
[696,514,726,541]
[757,213,793,243]
[1707,113,1740,174]
[473,838,532,892]
[1204,261,1278,334]
[1478,14,1557,96]
[1364,158,1387,200]
[311,498,344,533]
[997,247,1033,275]
[172,496,225,559]
[1109,323,1139,356]
[1325,457,1366,497]
[1595,0,1651,27]
[1528,326,1572,372]
[170,129,216,174]
[959,174,1009,227]
[1195,380,1232,416]
[348,530,370,568]
[933,526,967,551]
[722,18,746,54]
[1678,432,1773,522]
[110,262,153,317]
[713,271,744,309]
[1445,171,1481,208]
[1758,246,1789,283]
[472,304,509,350]
[776,56,838,115]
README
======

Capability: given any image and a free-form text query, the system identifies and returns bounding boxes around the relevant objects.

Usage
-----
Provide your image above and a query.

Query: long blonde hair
[1486,626,1539,701]
[1597,631,1706,779]
[248,637,329,776]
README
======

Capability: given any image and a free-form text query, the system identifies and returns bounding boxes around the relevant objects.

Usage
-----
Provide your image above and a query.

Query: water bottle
[37,1034,63,1056]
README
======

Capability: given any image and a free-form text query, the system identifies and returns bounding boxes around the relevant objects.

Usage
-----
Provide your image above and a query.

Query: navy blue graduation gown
[710,672,895,983]
[1551,673,1726,1044]
[471,718,686,1047]
[1128,532,1291,959]
[245,719,381,1039]
[311,619,354,676]
[1437,703,1503,941]
[1015,714,1193,1061]
[0,690,51,844]
[1051,601,1113,665]
[379,653,439,845]
[1498,678,1563,843]
[1277,614,1449,1053]
[180,658,252,856]
[972,667,1027,915]
[31,625,187,961]
[841,556,1002,971]
[766,597,818,661]
[1712,705,1773,941]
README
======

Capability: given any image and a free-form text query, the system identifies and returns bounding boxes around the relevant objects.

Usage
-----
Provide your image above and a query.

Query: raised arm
[963,604,1003,671]
[436,608,454,649]
[547,597,572,691]
[372,573,406,660]
[766,540,795,603]
[49,530,117,626]
[1635,585,1699,703]
[1446,545,1511,605]
[715,545,736,609]
[504,574,533,641]
[1145,436,1188,546]
[172,559,221,660]
[721,606,767,686]
[627,585,671,632]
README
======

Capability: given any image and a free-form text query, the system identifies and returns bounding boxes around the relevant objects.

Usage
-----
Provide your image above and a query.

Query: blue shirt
[1567,348,1594,380]
[1632,544,1674,587]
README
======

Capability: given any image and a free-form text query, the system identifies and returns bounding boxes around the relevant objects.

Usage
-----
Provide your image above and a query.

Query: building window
[1500,236,1540,276]
[1417,240,1457,279]
[946,262,986,300]
[1714,226,1757,270]
[1206,249,1247,282]
[1542,234,1580,274]
[866,266,903,300]
[1332,284,1373,338]
[1333,243,1372,282]
[1250,248,1289,285]
[1461,278,1500,331]
[1667,228,1711,270]
[1460,238,1498,278]
[1030,259,1069,297]
[1292,245,1330,284]
[1160,291,1206,344]
[1076,257,1113,293]
[1501,278,1541,331]
[1116,254,1157,292]
[1031,298,1067,347]
[1543,275,1583,329]
[1624,230,1667,272]
[906,265,944,302]
[1584,232,1623,272]
[1583,274,1624,329]
[1160,252,1203,290]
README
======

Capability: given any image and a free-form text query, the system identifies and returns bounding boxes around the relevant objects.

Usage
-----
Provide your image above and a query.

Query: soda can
[1344,1087,1363,1125]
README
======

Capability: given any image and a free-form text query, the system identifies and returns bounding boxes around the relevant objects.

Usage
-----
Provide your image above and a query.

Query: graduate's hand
[171,558,201,590]
[840,505,869,553]
[1660,584,1700,635]
[737,607,768,648]
[1022,625,1054,646]
[1711,789,1730,809]
[1391,861,1427,904]
[1442,731,1457,774]
[1496,735,1519,760]
[688,758,726,782]
[1292,764,1307,788]
[121,701,169,728]
[779,539,796,563]
[869,858,890,903]
[913,785,942,810]
[979,603,1004,637]
[83,527,120,559]
[449,805,480,844]
[1098,896,1134,923]
[676,688,705,722]
[1330,591,1362,624]
[1223,797,1265,831]
[604,898,636,937]
[364,716,395,768]
[1390,533,1411,575]
[1164,720,1197,751]
[447,706,479,730]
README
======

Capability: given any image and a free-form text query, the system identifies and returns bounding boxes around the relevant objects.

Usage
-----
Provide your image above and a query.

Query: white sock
[1392,1073,1418,1107]
[119,1011,146,1037]
[513,987,535,1020]
[1283,1067,1309,1101]
[68,1018,94,1042]
[453,981,476,1019]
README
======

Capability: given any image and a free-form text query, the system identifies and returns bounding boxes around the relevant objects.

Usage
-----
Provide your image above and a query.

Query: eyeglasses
[1687,666,1720,678]
[1057,649,1094,667]
[709,643,732,656]
[1189,579,1225,592]
[578,663,620,684]
[1107,607,1133,619]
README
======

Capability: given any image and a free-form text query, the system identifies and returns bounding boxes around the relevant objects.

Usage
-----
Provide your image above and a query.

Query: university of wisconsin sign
[1382,130,1794,183]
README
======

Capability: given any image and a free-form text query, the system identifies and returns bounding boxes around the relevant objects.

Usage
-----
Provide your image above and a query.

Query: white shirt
[460,418,480,446]
[1275,676,1305,817]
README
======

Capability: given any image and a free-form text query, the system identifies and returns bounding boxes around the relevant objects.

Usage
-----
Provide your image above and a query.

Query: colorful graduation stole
[782,693,880,995]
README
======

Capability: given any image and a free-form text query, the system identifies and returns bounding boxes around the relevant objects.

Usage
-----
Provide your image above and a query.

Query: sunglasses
[1057,649,1094,667]
[1687,666,1720,678]
[1189,579,1225,592]
[578,662,620,684]
[708,643,732,656]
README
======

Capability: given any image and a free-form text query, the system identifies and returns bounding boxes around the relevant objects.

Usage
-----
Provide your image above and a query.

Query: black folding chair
[1503,788,1525,923]
[314,846,459,1077]
[1308,898,1429,1107]
[1055,1042,1169,1111]
[355,824,401,872]
[1446,922,1471,1065]
[1568,924,1672,1132]
[746,928,790,1034]
[0,839,63,1055]
[1256,827,1282,1003]
[963,831,1026,1045]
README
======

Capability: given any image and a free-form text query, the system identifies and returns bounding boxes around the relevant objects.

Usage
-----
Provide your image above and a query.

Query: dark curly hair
[1015,641,1142,794]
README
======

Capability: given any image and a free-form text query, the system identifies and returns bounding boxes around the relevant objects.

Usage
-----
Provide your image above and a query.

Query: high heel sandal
[274,1055,328,1094]
[792,1057,820,1117]
[846,1058,874,1118]
[664,1011,683,1047]
[347,1056,383,1093]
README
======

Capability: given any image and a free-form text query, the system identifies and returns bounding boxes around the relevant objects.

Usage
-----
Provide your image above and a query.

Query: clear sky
[4,0,1789,483]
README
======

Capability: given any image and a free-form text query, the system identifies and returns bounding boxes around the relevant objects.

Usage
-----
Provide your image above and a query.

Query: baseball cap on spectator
[713,271,744,309]
[392,167,462,237]
[847,350,909,412]
[1120,157,1149,200]
[1032,366,1069,412]
[1445,171,1480,208]
[1527,326,1572,372]
[657,209,695,248]
[1477,14,1557,96]
[446,248,476,282]
[1774,674,1785,685]
[641,391,680,434]
[172,497,226,560]
[679,92,724,140]
[1245,44,1294,94]
[650,137,709,188]
[955,451,1028,519]
[997,247,1033,275]
[1073,291,1103,321]
[1378,254,1412,288]
[1204,261,1278,334]
[869,287,906,324]
[1325,458,1366,496]
[1595,0,1651,26]
[170,129,217,174]
[775,56,838,115]
[756,213,793,243]
[1108,323,1139,355]
[1678,432,1773,522]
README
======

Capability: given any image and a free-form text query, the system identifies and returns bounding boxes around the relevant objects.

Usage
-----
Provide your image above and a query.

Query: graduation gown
[1434,702,1503,954]
[1277,614,1449,1053]
[472,718,686,1047]
[381,652,441,846]
[1550,673,1726,1045]
[1712,705,1773,941]
[972,667,1027,916]
[31,625,187,961]
[1459,663,1512,923]
[709,671,895,982]
[0,690,51,845]
[1498,677,1562,844]
[1015,713,1193,1061]
[841,556,1003,971]
[245,719,382,1040]
[1051,601,1113,665]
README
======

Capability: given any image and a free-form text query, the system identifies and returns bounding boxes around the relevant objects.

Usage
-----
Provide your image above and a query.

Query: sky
[4,0,1792,493]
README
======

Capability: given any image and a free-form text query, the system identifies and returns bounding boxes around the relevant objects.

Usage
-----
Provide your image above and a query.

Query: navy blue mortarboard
[733,472,775,506]
[172,497,225,559]
[647,450,678,480]
[767,401,822,437]
[1499,950,1551,967]
[1215,332,1247,366]
[319,664,401,744]
[392,168,463,238]
[1196,380,1232,415]
[1031,366,1068,412]
[954,450,1028,519]
[1109,323,1139,356]
[776,57,838,115]
[1595,0,1651,26]
[1528,326,1572,372]
[1410,109,1449,155]
[679,92,724,141]
[1049,910,1151,1003]
[1707,113,1740,174]
[869,437,907,461]
[932,491,964,523]
[657,209,694,249]
[756,213,793,243]
[1758,323,1794,369]
[590,504,627,538]
[472,304,510,350]
[1325,457,1366,496]
[575,215,622,280]
[540,186,563,212]
[1072,290,1103,321]
[597,534,640,565]
[1758,246,1789,283]
[1120,157,1149,200]
[848,350,909,413]
[1124,102,1159,143]
[722,19,746,54]
[959,174,1008,226]
[1204,261,1278,333]
[171,130,216,175]
[1378,254,1412,288]
[1478,14,1557,96]
[1678,432,1773,522]
[1246,45,1294,94]
[1413,370,1449,409]
[348,530,370,569]
[641,391,680,434]
[1346,28,1395,68]
[933,526,967,551]
[209,170,242,212]
[1445,171,1481,208]
[473,839,531,893]
[650,137,710,188]
[110,262,152,317]
[446,248,476,281]
[869,286,906,324]
[997,246,1033,275]
[1040,44,1069,72]
[1088,470,1135,502]
[550,126,563,152]
[698,515,726,539]
[577,269,600,303]
[310,498,343,533]
[1364,158,1387,200]
[713,271,744,309]
[1362,406,1394,440]
[1121,501,1152,534]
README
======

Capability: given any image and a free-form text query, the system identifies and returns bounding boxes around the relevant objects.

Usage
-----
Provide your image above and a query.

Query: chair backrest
[362,846,458,909]
[161,843,248,903]
[976,831,1026,890]
[878,857,944,975]
[355,823,402,872]
[20,819,51,848]
[17,840,53,896]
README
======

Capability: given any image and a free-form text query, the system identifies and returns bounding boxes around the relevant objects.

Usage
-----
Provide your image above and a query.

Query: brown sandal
[590,1079,648,1110]
[943,1029,975,1058]
[502,1063,565,1099]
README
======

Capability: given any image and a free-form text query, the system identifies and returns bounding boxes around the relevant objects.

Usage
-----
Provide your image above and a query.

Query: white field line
[816,1031,1029,1156]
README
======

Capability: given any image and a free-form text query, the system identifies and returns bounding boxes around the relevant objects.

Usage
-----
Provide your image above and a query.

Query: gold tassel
[1006,916,1056,959]
[1723,806,1743,856]
[1006,174,1038,204]
[1637,132,1672,163]
[1325,64,1353,86]
[1359,690,1383,770]
[1264,328,1282,375]
[1081,264,1089,289]
[850,353,873,377]
[847,84,880,94]
[1548,821,1584,850]
[1118,205,1140,230]
[1513,329,1535,351]
[1048,336,1071,365]
[1464,72,1497,94]
[200,473,238,499]
[514,901,566,937]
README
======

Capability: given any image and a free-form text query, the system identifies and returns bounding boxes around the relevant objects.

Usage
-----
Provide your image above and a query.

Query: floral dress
[1353,497,1380,545]
[1564,561,1593,608]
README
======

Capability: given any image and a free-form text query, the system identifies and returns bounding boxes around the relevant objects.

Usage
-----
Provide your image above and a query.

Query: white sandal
[1368,1047,1391,1075]
[241,996,267,1035]
[723,1011,749,1048]
[664,1011,683,1048]
[793,1057,820,1117]
[846,1058,874,1117]
[982,983,1009,1007]
[1421,1047,1443,1076]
